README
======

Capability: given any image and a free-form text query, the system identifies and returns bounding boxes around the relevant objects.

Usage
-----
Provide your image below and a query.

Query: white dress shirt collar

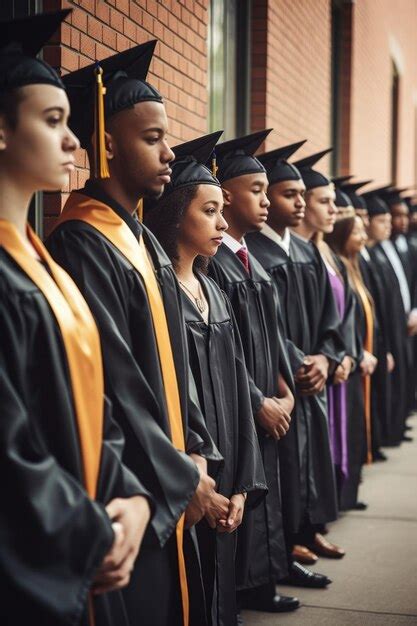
[261,224,291,255]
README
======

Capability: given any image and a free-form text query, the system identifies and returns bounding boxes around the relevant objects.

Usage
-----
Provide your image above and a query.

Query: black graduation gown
[0,249,147,626]
[181,273,267,626]
[46,184,223,626]
[246,231,345,529]
[368,244,409,443]
[359,253,391,447]
[340,290,367,510]
[208,243,294,589]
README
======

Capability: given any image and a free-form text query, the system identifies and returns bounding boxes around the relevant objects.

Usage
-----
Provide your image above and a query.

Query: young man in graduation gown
[208,130,314,613]
[382,189,417,416]
[47,43,225,626]
[247,147,346,571]
[0,11,153,626]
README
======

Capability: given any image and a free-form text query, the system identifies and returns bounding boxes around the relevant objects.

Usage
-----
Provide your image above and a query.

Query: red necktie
[236,246,250,273]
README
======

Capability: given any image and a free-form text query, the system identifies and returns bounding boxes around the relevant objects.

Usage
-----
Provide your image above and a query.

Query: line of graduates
[1,10,416,626]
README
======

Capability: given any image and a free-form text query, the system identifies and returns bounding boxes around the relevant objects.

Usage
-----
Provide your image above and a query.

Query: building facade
[2,0,417,233]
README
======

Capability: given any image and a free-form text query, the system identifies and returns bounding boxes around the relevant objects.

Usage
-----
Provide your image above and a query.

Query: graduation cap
[379,186,411,206]
[361,188,390,216]
[332,175,354,186]
[163,130,223,195]
[293,148,332,190]
[340,179,372,210]
[214,129,272,183]
[0,9,71,92]
[63,40,161,178]
[257,140,306,186]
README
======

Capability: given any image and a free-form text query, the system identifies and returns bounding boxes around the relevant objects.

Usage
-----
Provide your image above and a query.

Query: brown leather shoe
[308,533,346,559]
[292,544,318,565]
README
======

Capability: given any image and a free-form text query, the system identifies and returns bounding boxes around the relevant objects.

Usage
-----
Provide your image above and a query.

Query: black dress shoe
[405,424,413,431]
[279,561,332,588]
[373,450,388,461]
[242,588,300,613]
[402,435,413,442]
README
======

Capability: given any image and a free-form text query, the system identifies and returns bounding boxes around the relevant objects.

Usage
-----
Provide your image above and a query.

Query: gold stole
[354,277,374,464]
[0,220,104,497]
[55,193,190,626]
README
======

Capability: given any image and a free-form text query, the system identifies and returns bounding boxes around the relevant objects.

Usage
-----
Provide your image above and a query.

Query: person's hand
[184,465,217,529]
[274,391,295,416]
[407,313,417,336]
[333,356,353,385]
[93,495,151,594]
[217,493,246,534]
[386,352,395,373]
[204,491,231,529]
[360,350,378,376]
[295,355,329,395]
[256,397,291,440]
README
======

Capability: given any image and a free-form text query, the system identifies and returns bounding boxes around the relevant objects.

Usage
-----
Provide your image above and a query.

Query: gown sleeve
[0,285,114,626]
[47,227,200,547]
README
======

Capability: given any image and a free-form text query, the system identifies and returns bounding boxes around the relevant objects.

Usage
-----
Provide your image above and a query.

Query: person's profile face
[304,184,337,234]
[267,178,306,228]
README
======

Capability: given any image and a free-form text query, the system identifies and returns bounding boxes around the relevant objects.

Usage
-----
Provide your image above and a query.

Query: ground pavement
[243,414,417,625]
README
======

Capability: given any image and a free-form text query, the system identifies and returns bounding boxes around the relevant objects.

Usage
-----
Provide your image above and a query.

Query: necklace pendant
[196,298,205,313]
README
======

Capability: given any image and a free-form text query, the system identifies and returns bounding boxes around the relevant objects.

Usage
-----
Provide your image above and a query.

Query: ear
[0,116,8,151]
[222,186,232,206]
[105,130,114,161]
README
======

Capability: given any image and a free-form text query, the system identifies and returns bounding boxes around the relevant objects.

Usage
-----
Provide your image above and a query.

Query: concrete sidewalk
[243,415,417,625]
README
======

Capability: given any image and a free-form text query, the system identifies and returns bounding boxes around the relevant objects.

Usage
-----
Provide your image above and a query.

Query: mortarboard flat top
[332,175,354,187]
[214,129,272,183]
[293,148,332,190]
[257,139,306,186]
[163,130,223,195]
[63,40,162,148]
[0,10,71,92]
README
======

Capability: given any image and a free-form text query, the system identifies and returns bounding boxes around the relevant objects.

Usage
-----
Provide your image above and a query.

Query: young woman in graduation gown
[145,132,267,626]
[46,44,224,626]
[326,214,378,510]
[247,148,346,565]
[0,10,151,626]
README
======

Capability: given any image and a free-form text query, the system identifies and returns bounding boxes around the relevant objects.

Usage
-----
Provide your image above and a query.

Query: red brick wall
[251,0,332,172]
[42,0,209,231]
[350,0,417,187]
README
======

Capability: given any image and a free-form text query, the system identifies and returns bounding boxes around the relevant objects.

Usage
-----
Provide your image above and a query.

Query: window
[331,0,353,175]
[1,0,44,236]
[208,0,251,139]
[391,61,400,184]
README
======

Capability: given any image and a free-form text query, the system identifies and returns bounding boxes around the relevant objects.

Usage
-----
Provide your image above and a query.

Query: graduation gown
[368,244,409,443]
[181,272,267,626]
[47,183,223,626]
[208,243,294,589]
[0,246,147,626]
[359,252,391,447]
[246,231,345,529]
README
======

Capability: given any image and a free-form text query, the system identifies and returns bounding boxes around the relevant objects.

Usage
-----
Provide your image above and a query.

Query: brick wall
[251,0,333,171]
[42,0,209,232]
[350,0,417,186]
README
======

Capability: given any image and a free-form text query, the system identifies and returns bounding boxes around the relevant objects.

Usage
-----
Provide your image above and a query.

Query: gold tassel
[93,64,110,179]
[211,150,218,177]
[136,198,143,222]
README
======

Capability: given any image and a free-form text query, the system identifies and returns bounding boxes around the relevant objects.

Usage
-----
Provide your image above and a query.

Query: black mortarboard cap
[341,179,373,209]
[379,186,410,206]
[361,188,390,216]
[214,129,272,183]
[163,131,223,195]
[335,188,352,208]
[332,175,354,187]
[63,40,162,148]
[293,148,332,190]
[0,10,71,92]
[257,140,305,186]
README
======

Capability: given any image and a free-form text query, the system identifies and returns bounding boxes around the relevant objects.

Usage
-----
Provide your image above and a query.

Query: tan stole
[0,220,104,497]
[55,193,190,626]
[354,278,374,464]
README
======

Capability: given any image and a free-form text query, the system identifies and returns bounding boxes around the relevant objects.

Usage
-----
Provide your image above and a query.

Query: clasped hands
[295,354,329,395]
[184,454,245,534]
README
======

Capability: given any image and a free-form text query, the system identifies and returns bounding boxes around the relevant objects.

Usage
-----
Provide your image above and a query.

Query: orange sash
[54,193,190,626]
[0,220,104,497]
[355,278,374,464]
